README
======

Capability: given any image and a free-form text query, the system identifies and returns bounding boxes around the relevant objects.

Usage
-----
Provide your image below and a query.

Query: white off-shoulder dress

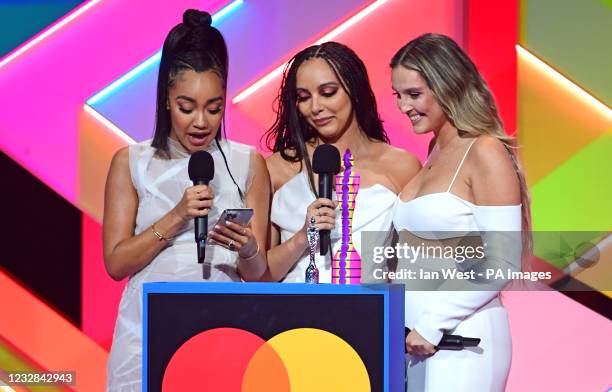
[393,139,522,391]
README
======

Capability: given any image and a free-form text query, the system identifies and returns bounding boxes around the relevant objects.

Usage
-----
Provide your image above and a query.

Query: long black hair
[264,41,389,193]
[152,9,243,199]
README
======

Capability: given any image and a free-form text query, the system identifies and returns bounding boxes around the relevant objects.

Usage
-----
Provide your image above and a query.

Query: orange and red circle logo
[162,327,370,391]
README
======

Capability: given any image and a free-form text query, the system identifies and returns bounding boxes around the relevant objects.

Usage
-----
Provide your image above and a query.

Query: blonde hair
[391,33,532,263]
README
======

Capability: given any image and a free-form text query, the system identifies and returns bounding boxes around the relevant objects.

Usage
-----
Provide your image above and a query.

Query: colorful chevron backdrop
[0,0,610,390]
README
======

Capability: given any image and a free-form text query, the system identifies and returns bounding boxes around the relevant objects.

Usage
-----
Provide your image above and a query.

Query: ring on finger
[228,240,236,251]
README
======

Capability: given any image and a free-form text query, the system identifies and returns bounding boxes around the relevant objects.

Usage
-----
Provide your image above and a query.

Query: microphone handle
[318,173,334,256]
[404,328,481,351]
[193,179,209,263]
[436,334,464,350]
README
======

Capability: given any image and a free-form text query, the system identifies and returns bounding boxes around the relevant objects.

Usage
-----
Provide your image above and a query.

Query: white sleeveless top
[107,137,254,391]
[392,139,522,344]
[126,137,254,284]
[271,171,397,283]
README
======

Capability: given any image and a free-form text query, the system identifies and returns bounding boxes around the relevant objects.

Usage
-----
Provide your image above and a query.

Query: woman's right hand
[172,185,214,222]
[406,329,436,356]
[301,198,338,234]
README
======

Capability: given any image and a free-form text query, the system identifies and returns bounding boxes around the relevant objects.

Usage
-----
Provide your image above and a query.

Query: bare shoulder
[379,144,421,168]
[468,135,520,204]
[109,146,131,174]
[469,135,516,175]
[250,150,270,180]
[104,146,136,209]
[375,143,422,189]
[113,145,130,161]
[250,149,267,170]
[265,150,301,193]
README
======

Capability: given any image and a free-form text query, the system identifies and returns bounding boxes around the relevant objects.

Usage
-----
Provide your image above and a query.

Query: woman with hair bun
[103,10,270,390]
[390,33,531,391]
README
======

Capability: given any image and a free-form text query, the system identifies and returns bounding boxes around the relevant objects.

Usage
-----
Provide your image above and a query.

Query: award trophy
[305,216,320,284]
[332,149,361,284]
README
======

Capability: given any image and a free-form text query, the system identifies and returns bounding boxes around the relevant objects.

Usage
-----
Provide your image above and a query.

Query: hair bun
[183,9,212,29]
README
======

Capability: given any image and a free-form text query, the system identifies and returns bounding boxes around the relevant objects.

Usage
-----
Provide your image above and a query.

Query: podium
[143,282,404,391]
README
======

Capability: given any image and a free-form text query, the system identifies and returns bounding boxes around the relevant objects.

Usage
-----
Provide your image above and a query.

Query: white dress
[106,137,254,391]
[392,140,522,391]
[271,170,397,283]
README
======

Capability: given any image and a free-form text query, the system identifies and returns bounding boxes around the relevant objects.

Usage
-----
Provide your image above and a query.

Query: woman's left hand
[209,220,258,258]
[406,329,437,356]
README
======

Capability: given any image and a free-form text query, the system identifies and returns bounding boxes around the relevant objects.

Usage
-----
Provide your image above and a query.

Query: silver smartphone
[215,208,254,227]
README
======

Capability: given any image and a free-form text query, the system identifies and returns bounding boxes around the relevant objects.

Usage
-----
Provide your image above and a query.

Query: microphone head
[188,150,215,183]
[312,144,341,174]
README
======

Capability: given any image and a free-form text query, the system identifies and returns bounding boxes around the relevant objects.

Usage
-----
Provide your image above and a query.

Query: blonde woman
[390,34,530,391]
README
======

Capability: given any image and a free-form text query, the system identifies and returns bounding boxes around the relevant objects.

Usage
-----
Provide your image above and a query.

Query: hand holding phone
[209,209,256,254]
[216,208,254,227]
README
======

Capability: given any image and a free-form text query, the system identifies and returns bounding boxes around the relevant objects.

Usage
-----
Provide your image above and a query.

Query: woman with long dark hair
[103,10,270,390]
[263,42,420,283]
[390,33,530,391]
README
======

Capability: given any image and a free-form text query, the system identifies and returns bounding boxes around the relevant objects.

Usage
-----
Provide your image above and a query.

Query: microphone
[312,144,341,256]
[405,328,481,351]
[188,151,215,263]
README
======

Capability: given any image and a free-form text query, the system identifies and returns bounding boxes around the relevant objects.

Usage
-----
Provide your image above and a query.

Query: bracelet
[151,224,169,241]
[239,243,260,261]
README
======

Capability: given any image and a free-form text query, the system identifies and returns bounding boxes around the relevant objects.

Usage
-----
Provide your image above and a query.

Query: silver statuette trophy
[305,216,320,284]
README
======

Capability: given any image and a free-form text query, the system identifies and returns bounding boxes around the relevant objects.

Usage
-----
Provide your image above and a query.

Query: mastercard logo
[162,327,370,391]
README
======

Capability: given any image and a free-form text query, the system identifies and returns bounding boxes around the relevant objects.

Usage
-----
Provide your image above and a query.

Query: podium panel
[143,282,404,391]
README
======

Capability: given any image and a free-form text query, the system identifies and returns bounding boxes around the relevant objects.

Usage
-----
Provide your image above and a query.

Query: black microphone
[312,144,341,256]
[404,328,481,351]
[188,151,215,263]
